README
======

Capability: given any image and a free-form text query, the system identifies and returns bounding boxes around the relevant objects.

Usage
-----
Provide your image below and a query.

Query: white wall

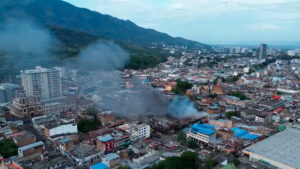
[49,123,78,136]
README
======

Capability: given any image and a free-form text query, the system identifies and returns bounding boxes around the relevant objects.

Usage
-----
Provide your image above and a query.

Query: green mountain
[0,0,209,49]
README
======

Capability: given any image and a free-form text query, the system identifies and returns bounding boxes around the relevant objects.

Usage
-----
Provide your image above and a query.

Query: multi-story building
[258,44,267,59]
[111,130,131,150]
[21,66,62,101]
[8,91,44,118]
[96,134,115,153]
[119,123,150,141]
[0,83,20,103]
[186,123,216,144]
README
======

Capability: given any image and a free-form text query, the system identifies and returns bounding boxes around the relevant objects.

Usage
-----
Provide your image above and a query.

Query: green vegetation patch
[0,139,18,158]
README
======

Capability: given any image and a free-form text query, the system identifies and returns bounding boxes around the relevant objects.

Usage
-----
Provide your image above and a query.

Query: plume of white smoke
[169,95,202,118]
[0,18,202,118]
[0,19,57,70]
[77,40,204,118]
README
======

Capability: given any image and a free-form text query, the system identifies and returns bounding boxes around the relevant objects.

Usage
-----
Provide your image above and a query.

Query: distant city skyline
[64,0,300,45]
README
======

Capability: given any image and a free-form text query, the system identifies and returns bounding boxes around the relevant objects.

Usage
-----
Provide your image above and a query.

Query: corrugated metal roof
[244,125,300,169]
[18,141,44,151]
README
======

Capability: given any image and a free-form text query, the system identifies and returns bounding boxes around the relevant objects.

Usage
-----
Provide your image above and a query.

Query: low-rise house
[255,113,268,123]
[259,100,285,111]
[70,144,103,166]
[99,112,115,126]
[102,153,120,168]
[131,150,159,168]
[31,156,67,169]
[231,127,260,146]
[18,141,45,158]
[223,95,249,108]
[240,109,262,120]
[209,119,232,129]
[13,132,36,147]
[57,137,74,154]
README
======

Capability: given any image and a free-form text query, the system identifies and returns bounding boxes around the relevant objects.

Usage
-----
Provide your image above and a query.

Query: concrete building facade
[21,66,62,101]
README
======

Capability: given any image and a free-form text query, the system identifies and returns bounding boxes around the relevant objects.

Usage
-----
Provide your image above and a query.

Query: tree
[226,111,240,118]
[208,93,218,98]
[180,151,199,169]
[77,118,99,133]
[228,92,249,100]
[247,68,255,74]
[224,74,243,83]
[164,156,182,169]
[172,79,192,94]
[185,140,199,149]
[0,139,18,158]
[148,161,166,169]
[117,166,131,169]
[203,159,217,169]
[232,159,240,166]
[147,151,199,169]
[177,130,187,145]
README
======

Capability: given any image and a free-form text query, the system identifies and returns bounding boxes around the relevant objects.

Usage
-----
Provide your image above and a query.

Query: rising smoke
[169,95,203,118]
[76,40,130,71]
[75,40,168,117]
[77,40,203,118]
[0,19,57,70]
[0,19,203,118]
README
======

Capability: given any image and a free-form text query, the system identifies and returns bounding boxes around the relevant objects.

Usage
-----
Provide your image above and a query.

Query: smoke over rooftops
[76,40,129,71]
[0,18,205,119]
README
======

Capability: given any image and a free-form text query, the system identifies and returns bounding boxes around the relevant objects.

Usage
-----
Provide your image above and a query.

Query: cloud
[64,0,300,43]
[252,23,281,31]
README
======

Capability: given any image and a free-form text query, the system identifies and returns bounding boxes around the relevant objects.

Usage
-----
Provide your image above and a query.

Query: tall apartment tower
[21,66,62,101]
[0,83,20,103]
[258,44,267,59]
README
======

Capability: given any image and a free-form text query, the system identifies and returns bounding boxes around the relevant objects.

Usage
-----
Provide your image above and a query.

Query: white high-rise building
[21,66,62,101]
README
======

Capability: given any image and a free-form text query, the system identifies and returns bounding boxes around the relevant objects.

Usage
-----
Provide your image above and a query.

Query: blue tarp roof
[90,162,108,169]
[97,134,113,142]
[232,127,260,140]
[200,123,215,129]
[232,127,248,137]
[240,133,260,140]
[191,124,215,135]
